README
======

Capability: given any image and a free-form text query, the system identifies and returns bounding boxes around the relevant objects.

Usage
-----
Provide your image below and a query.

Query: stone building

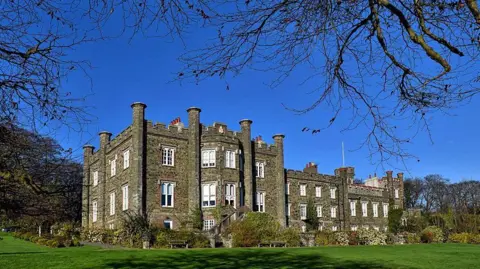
[82,103,404,232]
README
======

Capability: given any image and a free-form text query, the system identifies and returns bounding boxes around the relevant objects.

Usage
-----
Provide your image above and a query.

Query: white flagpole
[342,141,345,167]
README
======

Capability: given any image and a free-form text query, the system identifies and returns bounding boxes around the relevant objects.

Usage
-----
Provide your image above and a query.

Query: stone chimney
[303,162,318,174]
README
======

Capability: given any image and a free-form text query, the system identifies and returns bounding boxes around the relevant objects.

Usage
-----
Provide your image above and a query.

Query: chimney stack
[303,162,318,174]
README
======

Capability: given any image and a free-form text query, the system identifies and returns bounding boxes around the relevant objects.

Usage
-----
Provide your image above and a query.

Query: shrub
[356,228,387,245]
[388,207,404,234]
[448,233,470,244]
[469,234,480,244]
[333,232,349,246]
[420,226,443,243]
[406,233,421,244]
[348,231,358,245]
[280,227,301,247]
[314,231,334,246]
[191,233,210,248]
[224,212,281,247]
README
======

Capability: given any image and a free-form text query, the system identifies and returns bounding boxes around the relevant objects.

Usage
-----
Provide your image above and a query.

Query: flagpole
[342,141,345,167]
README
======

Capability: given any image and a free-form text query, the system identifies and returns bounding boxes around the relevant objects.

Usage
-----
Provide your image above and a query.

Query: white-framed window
[163,220,173,230]
[394,205,399,209]
[395,188,399,199]
[373,226,380,231]
[331,206,337,218]
[316,205,323,217]
[373,203,379,218]
[92,200,97,222]
[255,161,265,178]
[203,219,215,231]
[109,223,115,230]
[300,184,307,196]
[123,150,130,169]
[315,186,322,197]
[225,183,235,207]
[363,225,369,230]
[287,203,291,216]
[350,201,357,217]
[122,185,129,211]
[384,226,388,232]
[110,158,116,177]
[225,150,236,168]
[202,149,216,167]
[93,171,98,186]
[202,183,216,207]
[300,204,307,220]
[383,203,389,217]
[332,226,338,232]
[301,225,307,232]
[256,191,265,212]
[351,225,358,231]
[330,187,336,199]
[162,147,175,166]
[286,182,290,195]
[362,201,368,217]
[161,182,175,207]
[109,192,115,215]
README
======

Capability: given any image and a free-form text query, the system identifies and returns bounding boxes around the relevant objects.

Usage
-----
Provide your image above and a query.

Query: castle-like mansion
[82,103,404,232]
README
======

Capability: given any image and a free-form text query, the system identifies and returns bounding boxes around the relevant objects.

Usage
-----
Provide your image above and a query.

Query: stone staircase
[205,206,251,248]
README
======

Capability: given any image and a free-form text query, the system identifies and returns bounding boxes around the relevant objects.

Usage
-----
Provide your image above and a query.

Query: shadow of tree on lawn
[101,249,411,269]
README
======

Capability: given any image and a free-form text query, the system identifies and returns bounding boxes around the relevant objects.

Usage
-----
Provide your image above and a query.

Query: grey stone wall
[82,103,404,233]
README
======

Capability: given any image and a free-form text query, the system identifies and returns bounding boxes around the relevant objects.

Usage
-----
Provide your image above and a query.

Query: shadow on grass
[0,252,47,255]
[102,248,407,269]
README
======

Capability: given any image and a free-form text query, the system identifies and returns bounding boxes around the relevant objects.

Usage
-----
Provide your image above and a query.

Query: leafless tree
[90,0,480,165]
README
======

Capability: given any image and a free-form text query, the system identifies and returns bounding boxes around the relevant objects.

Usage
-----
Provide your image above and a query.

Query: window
[373,226,379,231]
[225,183,235,207]
[163,220,173,230]
[286,182,290,195]
[93,171,98,186]
[316,205,323,217]
[202,183,216,207]
[123,150,130,169]
[256,191,265,212]
[384,226,388,232]
[110,192,115,215]
[300,204,307,220]
[255,161,265,178]
[315,186,322,197]
[122,185,129,211]
[332,226,338,232]
[161,182,175,207]
[350,201,357,217]
[300,184,307,196]
[110,158,116,177]
[362,201,368,217]
[109,223,115,230]
[373,203,379,218]
[351,225,358,231]
[383,203,389,217]
[330,187,336,199]
[394,205,399,209]
[331,206,337,218]
[362,225,369,230]
[225,150,236,168]
[203,219,215,231]
[301,225,306,232]
[202,149,216,167]
[162,147,175,166]
[287,203,291,216]
[394,188,399,199]
[92,201,97,222]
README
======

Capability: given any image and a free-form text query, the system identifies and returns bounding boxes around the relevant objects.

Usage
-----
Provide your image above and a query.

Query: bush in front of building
[333,231,349,246]
[12,231,81,248]
[224,212,282,247]
[314,231,334,246]
[356,228,387,245]
[279,227,301,247]
[448,233,480,244]
[420,226,444,243]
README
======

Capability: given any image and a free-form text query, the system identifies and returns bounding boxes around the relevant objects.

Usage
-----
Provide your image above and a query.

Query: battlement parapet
[286,169,338,183]
[348,185,385,197]
[146,120,189,139]
[104,126,133,152]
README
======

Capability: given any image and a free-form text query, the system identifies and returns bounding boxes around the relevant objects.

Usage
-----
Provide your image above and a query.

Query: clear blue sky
[54,16,479,183]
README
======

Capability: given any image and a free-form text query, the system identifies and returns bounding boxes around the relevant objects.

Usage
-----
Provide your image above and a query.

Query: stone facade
[82,103,404,232]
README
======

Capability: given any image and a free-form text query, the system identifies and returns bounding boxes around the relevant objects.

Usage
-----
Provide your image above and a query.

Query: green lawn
[0,234,479,269]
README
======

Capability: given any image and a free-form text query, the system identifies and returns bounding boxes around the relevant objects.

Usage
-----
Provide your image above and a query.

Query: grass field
[1,233,479,269]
